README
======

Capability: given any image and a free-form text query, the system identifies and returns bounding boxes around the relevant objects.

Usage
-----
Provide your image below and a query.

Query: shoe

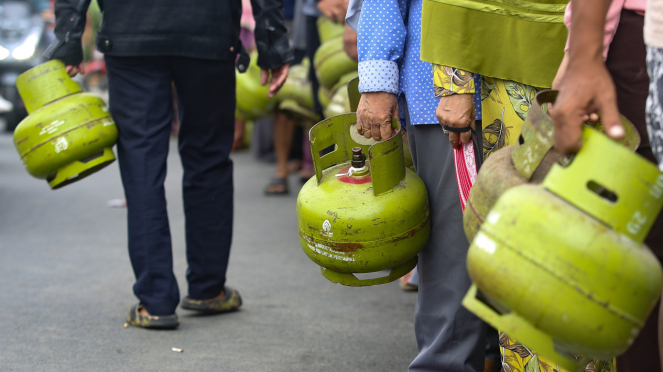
[125,303,179,329]
[180,287,242,314]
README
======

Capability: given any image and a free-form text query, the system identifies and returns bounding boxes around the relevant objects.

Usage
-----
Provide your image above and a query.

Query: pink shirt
[565,0,647,59]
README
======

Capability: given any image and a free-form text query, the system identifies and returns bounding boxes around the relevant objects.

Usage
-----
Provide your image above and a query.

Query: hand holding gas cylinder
[462,91,663,372]
[356,92,398,141]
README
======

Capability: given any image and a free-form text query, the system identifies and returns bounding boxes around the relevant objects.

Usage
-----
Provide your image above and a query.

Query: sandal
[180,287,243,314]
[125,303,179,329]
[264,177,289,195]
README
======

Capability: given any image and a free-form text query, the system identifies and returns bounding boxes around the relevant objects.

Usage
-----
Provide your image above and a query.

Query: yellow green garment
[432,66,617,372]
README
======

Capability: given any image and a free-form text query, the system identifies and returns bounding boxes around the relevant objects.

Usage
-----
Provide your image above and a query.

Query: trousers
[407,119,487,372]
[105,55,236,315]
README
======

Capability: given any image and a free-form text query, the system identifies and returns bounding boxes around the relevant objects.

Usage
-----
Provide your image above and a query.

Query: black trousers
[105,56,236,315]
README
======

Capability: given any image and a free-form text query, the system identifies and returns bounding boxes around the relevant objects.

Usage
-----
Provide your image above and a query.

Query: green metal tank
[463,127,663,372]
[317,17,345,44]
[235,53,277,121]
[13,60,118,189]
[463,90,641,242]
[314,36,359,90]
[296,113,430,286]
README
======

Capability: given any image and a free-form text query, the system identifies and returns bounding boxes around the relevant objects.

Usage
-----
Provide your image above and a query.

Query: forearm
[251,0,294,69]
[43,0,90,65]
[356,0,407,94]
[567,0,611,63]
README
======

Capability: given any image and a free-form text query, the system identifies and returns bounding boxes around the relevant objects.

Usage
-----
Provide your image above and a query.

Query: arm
[43,0,92,76]
[251,0,295,96]
[318,0,348,24]
[433,65,476,149]
[355,0,407,141]
[550,0,622,153]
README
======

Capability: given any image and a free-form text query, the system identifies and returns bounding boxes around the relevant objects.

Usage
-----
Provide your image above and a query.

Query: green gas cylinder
[314,36,359,90]
[463,90,641,242]
[296,113,430,286]
[236,53,277,121]
[276,61,319,122]
[13,60,118,189]
[317,17,345,44]
[463,127,663,372]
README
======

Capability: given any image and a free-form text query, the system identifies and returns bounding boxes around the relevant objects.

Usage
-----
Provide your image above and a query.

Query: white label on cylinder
[53,137,68,153]
[486,211,501,225]
[475,232,496,255]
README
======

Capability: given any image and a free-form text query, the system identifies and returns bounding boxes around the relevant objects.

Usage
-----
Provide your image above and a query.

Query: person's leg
[105,55,179,316]
[407,120,486,372]
[170,57,236,301]
[266,110,296,194]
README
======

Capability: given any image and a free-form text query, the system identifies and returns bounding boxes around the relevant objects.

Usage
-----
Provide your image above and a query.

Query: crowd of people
[39,0,663,371]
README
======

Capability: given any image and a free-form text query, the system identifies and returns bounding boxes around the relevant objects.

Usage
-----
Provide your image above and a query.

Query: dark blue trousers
[105,56,235,315]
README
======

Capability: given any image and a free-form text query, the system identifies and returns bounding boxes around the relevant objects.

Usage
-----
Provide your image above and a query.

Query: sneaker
[180,287,242,314]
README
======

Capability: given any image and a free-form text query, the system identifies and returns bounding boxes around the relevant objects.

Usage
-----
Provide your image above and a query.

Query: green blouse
[420,0,569,88]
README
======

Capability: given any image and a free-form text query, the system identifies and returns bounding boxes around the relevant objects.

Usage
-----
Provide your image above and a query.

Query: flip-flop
[264,177,289,195]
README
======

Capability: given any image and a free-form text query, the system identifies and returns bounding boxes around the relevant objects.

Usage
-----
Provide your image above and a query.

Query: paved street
[0,132,418,371]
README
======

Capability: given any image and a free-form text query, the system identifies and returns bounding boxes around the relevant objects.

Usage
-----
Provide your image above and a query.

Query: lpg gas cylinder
[317,17,345,44]
[235,53,277,121]
[314,36,359,90]
[463,127,663,372]
[463,90,640,242]
[296,113,430,286]
[13,60,118,189]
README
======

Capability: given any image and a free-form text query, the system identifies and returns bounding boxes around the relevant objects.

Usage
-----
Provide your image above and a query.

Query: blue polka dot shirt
[354,0,482,125]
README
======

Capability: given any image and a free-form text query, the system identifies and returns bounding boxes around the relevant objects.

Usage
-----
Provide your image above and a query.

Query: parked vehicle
[0,0,49,131]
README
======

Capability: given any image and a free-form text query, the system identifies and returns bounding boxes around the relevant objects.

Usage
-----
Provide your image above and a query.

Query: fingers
[459,106,476,144]
[449,132,461,150]
[550,102,583,154]
[355,92,397,141]
[268,65,289,98]
[460,130,472,145]
[596,93,624,139]
[356,95,367,135]
[260,69,269,87]
[378,99,399,140]
[78,63,86,75]
[65,65,79,77]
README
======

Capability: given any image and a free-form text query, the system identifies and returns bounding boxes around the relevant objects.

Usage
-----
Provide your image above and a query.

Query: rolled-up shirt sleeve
[356,0,407,95]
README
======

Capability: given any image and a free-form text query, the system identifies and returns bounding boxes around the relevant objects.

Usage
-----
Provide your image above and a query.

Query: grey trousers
[407,122,487,372]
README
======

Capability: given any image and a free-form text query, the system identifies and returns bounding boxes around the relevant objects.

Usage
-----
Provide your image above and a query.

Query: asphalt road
[0,132,418,371]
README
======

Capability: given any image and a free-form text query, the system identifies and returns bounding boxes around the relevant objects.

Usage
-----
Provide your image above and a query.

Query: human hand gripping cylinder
[13,60,118,189]
[463,123,663,371]
[296,112,430,286]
